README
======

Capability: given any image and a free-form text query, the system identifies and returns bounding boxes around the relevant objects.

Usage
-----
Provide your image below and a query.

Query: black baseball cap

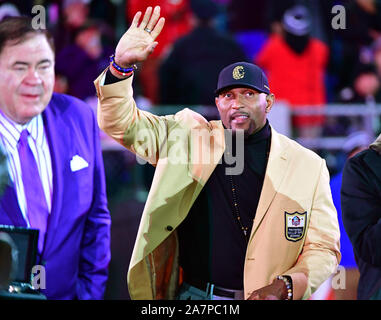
[215,62,270,96]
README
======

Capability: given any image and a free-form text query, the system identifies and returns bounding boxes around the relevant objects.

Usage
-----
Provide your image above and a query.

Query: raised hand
[114,6,165,68]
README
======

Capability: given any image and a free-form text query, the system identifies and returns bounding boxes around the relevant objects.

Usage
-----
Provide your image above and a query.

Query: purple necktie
[18,129,48,253]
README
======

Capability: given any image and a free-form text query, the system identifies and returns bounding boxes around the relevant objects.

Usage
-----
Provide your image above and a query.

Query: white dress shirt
[0,111,53,225]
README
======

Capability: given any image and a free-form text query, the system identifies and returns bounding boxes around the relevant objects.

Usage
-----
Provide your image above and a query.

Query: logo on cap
[232,65,245,80]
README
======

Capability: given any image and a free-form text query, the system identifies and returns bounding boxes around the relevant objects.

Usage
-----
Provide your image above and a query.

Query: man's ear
[215,96,220,108]
[265,93,275,113]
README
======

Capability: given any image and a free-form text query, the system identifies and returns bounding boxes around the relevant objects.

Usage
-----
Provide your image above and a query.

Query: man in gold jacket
[94,6,340,300]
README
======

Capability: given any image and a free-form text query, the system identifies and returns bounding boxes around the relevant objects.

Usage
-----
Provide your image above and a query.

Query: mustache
[229,111,250,121]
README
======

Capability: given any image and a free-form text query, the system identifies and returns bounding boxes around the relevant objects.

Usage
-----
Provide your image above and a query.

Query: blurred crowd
[1,0,380,138]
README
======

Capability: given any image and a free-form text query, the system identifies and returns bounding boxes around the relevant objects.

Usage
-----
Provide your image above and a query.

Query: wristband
[276,275,293,300]
[110,63,134,77]
[109,54,137,74]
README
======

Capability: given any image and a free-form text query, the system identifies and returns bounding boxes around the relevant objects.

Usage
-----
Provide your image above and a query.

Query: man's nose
[231,95,244,109]
[24,69,43,85]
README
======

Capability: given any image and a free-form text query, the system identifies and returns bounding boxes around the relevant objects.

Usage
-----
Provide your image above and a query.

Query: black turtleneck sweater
[178,120,271,290]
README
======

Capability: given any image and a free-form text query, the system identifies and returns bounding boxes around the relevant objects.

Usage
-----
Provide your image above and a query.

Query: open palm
[115,6,165,67]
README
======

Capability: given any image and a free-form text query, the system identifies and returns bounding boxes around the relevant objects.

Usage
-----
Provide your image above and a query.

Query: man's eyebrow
[12,61,29,67]
[12,59,52,67]
[37,59,52,65]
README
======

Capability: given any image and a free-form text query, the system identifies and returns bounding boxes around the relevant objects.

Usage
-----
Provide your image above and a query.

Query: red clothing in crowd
[125,0,194,104]
[126,0,193,59]
[256,34,329,127]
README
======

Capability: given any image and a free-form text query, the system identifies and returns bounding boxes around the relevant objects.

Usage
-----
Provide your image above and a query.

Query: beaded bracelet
[110,63,134,77]
[276,275,293,300]
[109,54,137,74]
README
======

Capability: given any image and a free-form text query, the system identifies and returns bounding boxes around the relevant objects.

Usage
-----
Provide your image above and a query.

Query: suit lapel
[250,128,290,241]
[41,101,65,251]
[188,120,225,184]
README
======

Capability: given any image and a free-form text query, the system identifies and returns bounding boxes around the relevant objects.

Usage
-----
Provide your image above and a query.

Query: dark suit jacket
[0,93,111,299]
[341,148,381,299]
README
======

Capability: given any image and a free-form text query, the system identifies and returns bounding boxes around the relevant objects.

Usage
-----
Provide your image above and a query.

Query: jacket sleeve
[94,69,179,166]
[341,154,381,267]
[76,105,111,300]
[284,159,341,299]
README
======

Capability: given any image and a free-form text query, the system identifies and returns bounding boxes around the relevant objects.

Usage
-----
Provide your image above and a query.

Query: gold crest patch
[232,65,245,80]
[285,211,307,242]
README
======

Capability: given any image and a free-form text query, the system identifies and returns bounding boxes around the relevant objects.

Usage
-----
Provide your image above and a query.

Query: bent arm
[94,70,176,165]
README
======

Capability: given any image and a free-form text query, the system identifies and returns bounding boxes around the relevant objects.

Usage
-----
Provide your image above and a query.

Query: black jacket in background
[341,148,381,299]
[159,25,248,107]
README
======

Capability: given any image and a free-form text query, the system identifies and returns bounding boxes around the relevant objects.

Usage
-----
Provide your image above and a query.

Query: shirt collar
[0,110,43,148]
[245,119,271,145]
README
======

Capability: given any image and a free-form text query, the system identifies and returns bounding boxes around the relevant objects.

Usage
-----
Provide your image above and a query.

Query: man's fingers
[139,6,153,29]
[131,11,142,27]
[145,6,161,31]
[150,17,165,40]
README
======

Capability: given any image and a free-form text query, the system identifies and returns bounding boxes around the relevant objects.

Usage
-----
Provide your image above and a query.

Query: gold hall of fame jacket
[94,70,341,300]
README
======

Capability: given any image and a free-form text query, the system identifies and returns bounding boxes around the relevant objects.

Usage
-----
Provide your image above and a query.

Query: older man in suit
[95,6,340,300]
[0,17,111,299]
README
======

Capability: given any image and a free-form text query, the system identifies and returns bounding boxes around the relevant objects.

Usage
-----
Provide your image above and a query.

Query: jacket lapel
[41,101,65,251]
[188,120,225,184]
[250,128,290,241]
